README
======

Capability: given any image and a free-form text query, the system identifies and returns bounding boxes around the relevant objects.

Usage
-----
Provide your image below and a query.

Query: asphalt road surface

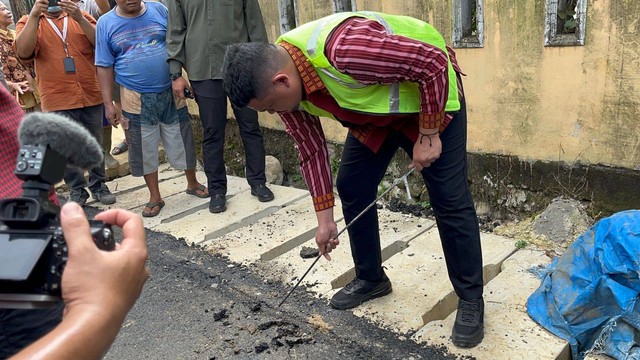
[83,206,464,360]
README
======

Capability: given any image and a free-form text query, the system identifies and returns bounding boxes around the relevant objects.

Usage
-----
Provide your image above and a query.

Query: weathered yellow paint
[211,0,640,170]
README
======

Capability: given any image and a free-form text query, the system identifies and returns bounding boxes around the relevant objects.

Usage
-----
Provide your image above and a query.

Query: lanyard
[45,16,70,56]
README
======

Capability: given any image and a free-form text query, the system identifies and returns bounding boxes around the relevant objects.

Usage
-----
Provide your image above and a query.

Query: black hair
[222,42,282,108]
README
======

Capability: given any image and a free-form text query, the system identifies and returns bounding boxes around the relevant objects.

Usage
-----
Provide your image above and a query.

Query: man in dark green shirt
[166,0,274,213]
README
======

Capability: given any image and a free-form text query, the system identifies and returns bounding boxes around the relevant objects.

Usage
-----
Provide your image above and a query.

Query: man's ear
[273,73,290,87]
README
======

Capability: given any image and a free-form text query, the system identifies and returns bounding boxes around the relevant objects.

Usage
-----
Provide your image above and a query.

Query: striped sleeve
[325,17,449,129]
[278,110,335,211]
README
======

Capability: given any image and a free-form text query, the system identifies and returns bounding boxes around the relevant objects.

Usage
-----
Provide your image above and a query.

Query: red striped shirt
[0,86,59,204]
[278,17,464,211]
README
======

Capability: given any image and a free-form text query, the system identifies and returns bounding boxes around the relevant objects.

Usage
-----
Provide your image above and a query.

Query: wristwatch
[170,72,182,81]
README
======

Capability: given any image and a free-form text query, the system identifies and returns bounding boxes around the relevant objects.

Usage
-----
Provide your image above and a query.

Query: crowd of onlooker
[1,0,274,218]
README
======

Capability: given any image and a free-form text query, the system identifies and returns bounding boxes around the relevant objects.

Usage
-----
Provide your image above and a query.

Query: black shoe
[69,188,90,206]
[91,187,116,205]
[250,184,274,202]
[452,297,484,348]
[330,273,392,310]
[209,194,226,213]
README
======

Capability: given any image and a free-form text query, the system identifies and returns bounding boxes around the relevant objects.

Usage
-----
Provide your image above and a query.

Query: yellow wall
[244,0,640,170]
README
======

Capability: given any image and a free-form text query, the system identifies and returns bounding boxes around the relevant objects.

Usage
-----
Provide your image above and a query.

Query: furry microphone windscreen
[18,112,104,170]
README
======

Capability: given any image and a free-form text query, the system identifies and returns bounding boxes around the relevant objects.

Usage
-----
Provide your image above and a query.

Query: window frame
[544,0,588,47]
[278,0,298,34]
[452,0,485,49]
[331,0,357,13]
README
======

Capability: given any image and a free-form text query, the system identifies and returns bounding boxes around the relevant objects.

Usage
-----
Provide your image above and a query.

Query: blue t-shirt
[95,2,170,93]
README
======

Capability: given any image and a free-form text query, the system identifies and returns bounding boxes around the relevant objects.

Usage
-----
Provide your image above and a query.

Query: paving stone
[153,184,308,244]
[412,249,570,359]
[351,231,517,333]
[99,163,574,358]
[257,212,435,301]
[88,163,189,207]
[90,166,209,214]
[201,198,345,265]
[138,191,210,229]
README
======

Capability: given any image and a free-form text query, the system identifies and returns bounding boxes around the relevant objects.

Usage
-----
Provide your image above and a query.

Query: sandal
[185,184,210,198]
[111,141,128,155]
[142,200,165,217]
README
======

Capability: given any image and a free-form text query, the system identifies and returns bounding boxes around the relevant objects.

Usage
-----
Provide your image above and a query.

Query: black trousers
[190,79,266,195]
[335,94,484,300]
[55,105,107,194]
[0,303,64,358]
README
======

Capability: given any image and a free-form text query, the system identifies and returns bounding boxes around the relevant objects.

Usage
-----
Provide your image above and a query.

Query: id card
[63,57,76,73]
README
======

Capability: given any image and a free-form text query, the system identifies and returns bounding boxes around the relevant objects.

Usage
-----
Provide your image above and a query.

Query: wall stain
[600,0,640,167]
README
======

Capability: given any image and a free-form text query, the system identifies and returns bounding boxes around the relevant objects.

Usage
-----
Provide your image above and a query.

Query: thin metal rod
[277,168,415,307]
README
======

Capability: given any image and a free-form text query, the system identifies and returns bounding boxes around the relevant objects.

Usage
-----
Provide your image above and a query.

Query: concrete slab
[201,198,345,265]
[89,166,209,212]
[255,212,435,300]
[139,191,209,229]
[97,163,575,358]
[152,184,308,245]
[412,249,570,360]
[350,231,517,334]
[88,163,186,206]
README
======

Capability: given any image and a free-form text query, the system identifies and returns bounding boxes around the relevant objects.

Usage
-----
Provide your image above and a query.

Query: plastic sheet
[527,210,640,359]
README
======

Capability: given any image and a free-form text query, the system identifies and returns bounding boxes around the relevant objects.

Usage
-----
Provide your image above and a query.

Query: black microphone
[18,112,104,169]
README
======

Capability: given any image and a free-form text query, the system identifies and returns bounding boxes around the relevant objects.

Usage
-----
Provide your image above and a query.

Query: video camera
[0,141,115,308]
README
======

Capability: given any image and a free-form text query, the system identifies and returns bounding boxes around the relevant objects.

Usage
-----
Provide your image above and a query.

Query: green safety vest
[277,11,460,120]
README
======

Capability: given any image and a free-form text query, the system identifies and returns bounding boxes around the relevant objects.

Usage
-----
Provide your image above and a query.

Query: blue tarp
[527,210,640,359]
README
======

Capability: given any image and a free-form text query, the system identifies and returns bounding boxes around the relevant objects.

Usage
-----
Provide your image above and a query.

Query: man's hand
[314,208,339,260]
[104,101,121,128]
[315,224,339,261]
[412,132,442,171]
[171,76,191,101]
[59,202,148,319]
[29,0,48,19]
[59,0,83,22]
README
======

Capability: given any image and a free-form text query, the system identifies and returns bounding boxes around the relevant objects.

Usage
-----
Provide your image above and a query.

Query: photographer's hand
[62,203,148,318]
[10,203,149,360]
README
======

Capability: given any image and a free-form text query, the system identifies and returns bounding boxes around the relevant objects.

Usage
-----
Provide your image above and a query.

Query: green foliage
[377,184,387,197]
[515,239,527,249]
[557,0,578,34]
[462,0,478,38]
[563,18,577,32]
[330,157,340,175]
[290,173,303,184]
[418,201,431,209]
